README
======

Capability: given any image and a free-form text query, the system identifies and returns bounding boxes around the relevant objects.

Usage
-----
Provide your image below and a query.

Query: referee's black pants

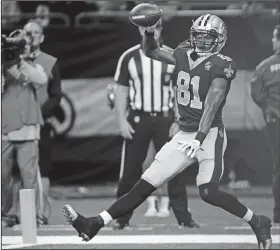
[265,117,280,221]
[116,110,191,225]
[39,123,53,178]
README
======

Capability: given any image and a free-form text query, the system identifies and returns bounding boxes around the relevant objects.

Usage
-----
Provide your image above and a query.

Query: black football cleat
[250,215,272,249]
[63,204,103,242]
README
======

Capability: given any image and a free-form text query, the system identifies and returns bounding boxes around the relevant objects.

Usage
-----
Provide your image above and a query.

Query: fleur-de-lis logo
[224,64,234,78]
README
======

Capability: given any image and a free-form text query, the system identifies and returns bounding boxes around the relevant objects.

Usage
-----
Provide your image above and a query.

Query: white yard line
[225,225,280,230]
[2,234,280,249]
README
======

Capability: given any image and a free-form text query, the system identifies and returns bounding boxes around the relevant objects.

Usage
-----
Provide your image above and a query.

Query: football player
[63,14,272,249]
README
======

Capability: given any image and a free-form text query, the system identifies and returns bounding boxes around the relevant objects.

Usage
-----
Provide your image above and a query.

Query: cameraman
[2,20,62,227]
[1,30,48,225]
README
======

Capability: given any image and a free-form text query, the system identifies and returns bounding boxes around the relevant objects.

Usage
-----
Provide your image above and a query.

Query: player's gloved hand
[177,139,201,158]
[120,119,135,140]
[145,19,161,33]
[169,121,179,138]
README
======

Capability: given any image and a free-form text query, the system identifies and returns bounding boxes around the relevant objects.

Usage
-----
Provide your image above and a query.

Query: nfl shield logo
[204,62,212,71]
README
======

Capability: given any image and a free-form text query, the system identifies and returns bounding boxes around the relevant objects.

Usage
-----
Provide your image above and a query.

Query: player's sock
[99,178,156,226]
[99,211,113,226]
[242,208,260,227]
[199,183,259,225]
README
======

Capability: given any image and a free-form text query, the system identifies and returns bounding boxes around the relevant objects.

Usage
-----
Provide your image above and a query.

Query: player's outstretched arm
[142,30,176,65]
[198,78,228,135]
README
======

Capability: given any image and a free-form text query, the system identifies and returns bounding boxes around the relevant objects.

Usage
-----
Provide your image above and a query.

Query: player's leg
[196,126,272,249]
[142,140,159,217]
[63,131,195,241]
[167,171,199,228]
[115,114,152,228]
[151,117,173,218]
[108,132,195,221]
[153,116,198,225]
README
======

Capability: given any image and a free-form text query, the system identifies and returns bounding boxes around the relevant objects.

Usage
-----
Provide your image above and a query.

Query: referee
[251,25,280,223]
[113,19,199,229]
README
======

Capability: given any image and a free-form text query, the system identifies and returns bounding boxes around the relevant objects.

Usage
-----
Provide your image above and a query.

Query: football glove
[177,139,201,158]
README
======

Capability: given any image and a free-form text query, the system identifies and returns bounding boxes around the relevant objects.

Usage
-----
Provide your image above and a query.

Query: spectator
[35,4,50,28]
[1,1,21,28]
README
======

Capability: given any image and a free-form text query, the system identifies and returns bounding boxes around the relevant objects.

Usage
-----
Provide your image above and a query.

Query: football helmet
[190,14,227,54]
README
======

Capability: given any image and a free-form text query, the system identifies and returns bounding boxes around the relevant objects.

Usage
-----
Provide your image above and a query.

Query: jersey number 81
[176,71,203,109]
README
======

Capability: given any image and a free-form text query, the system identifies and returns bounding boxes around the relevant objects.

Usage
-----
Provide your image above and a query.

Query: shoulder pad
[212,54,237,81]
[214,53,233,66]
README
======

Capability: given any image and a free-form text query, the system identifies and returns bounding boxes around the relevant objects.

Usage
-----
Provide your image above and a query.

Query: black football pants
[116,111,191,225]
[265,117,280,218]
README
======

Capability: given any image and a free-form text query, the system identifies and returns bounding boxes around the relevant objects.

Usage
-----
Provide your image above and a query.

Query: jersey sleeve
[212,54,237,82]
[114,52,130,86]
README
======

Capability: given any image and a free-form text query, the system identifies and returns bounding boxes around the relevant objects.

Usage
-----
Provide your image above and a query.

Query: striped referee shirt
[114,44,175,113]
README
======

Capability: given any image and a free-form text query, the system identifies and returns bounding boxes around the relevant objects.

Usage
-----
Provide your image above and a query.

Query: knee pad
[198,182,219,204]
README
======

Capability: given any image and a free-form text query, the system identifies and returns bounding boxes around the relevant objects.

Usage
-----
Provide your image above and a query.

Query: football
[129,3,162,28]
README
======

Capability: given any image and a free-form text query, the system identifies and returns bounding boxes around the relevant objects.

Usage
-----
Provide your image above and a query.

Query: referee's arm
[114,52,130,126]
[114,51,135,139]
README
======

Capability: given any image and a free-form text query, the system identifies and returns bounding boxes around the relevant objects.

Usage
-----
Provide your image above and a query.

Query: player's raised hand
[129,3,162,29]
[120,120,135,140]
[145,19,161,33]
[177,140,201,158]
